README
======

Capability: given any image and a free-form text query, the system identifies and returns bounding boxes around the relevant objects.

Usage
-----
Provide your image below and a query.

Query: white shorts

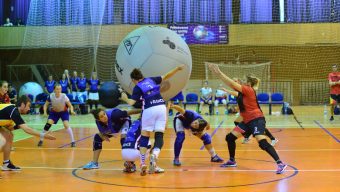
[77,91,87,102]
[121,148,140,162]
[174,118,185,132]
[141,105,166,132]
[88,92,99,100]
[72,91,78,100]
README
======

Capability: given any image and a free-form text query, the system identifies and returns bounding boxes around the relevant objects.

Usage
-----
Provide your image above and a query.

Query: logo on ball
[124,36,140,55]
[163,38,176,50]
[115,60,123,75]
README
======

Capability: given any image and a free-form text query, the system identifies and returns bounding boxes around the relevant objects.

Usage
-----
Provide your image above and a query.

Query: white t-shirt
[200,87,212,98]
[49,93,69,112]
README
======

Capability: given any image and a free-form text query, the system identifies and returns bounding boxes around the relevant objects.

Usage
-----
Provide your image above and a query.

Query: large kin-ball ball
[115,26,192,100]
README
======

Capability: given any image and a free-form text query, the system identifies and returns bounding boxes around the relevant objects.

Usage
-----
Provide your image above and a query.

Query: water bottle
[283,102,288,115]
[324,104,328,116]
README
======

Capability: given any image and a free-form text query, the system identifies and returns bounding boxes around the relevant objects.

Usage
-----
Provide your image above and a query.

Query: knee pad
[154,132,164,149]
[175,131,185,144]
[43,123,52,131]
[259,139,271,151]
[222,99,227,105]
[139,135,149,148]
[93,134,103,151]
[225,133,237,143]
[214,100,219,107]
[201,133,212,145]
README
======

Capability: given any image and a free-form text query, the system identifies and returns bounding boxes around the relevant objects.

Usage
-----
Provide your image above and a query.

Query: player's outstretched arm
[171,104,185,115]
[162,65,184,81]
[208,63,242,92]
[19,124,56,140]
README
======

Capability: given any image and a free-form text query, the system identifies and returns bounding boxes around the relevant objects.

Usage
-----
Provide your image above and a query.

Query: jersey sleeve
[10,108,25,126]
[131,86,142,101]
[151,76,162,85]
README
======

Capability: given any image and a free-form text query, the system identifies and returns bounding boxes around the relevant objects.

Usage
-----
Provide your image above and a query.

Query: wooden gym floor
[1,105,340,192]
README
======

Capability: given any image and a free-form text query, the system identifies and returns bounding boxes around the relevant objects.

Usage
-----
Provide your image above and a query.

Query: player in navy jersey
[77,72,87,102]
[120,65,184,176]
[87,72,100,110]
[170,104,223,166]
[59,74,69,94]
[45,75,56,94]
[70,71,79,101]
[82,108,141,170]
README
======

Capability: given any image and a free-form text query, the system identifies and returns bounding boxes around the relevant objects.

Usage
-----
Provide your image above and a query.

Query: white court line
[18,166,340,172]
[13,147,340,152]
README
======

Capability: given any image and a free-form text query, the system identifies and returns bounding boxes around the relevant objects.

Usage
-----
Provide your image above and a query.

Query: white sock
[208,148,217,157]
[67,127,75,142]
[40,130,46,141]
[152,148,161,159]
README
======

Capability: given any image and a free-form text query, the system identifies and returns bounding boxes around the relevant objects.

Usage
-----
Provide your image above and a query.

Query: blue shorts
[215,97,226,103]
[171,92,184,101]
[200,97,212,104]
[48,111,70,124]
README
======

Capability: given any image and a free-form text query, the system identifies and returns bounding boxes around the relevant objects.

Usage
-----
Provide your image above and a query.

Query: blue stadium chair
[35,93,48,105]
[257,93,270,104]
[270,92,285,115]
[66,94,74,102]
[183,93,199,112]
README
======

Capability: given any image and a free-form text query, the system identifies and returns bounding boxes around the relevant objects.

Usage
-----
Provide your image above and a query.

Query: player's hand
[43,113,48,117]
[120,92,128,101]
[70,111,76,115]
[43,131,56,140]
[208,63,221,75]
[177,64,185,71]
[102,135,111,142]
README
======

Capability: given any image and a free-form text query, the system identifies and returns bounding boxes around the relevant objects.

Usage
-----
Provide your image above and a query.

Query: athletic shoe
[71,142,76,147]
[173,159,181,166]
[140,164,147,176]
[37,140,43,147]
[2,161,21,171]
[271,139,279,146]
[276,163,287,174]
[154,166,165,173]
[220,160,237,167]
[123,161,136,173]
[82,161,99,170]
[242,138,250,144]
[211,155,224,163]
[330,116,334,121]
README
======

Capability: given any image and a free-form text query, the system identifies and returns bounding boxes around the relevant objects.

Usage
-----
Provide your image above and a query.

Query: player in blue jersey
[120,65,184,176]
[82,108,141,170]
[59,74,69,94]
[170,104,223,166]
[87,72,100,110]
[77,72,87,102]
[45,75,56,94]
[70,71,79,101]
